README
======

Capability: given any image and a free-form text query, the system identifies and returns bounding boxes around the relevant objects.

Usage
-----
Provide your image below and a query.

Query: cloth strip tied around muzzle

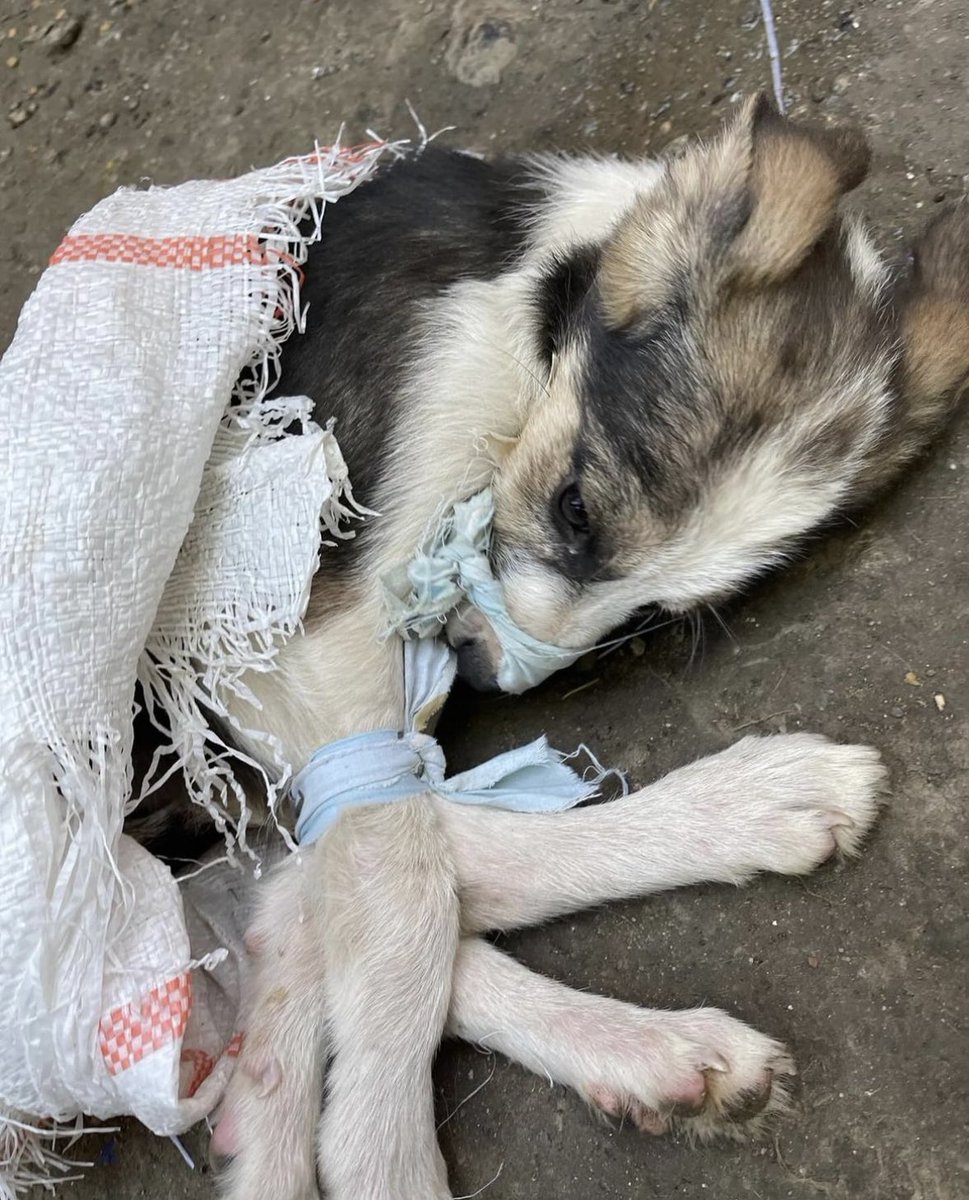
[382,487,584,694]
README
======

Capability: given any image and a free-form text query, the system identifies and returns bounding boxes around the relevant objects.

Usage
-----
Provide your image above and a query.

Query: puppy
[201,96,969,1199]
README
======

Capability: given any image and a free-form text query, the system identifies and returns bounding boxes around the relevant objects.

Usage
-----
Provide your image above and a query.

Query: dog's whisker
[478,339,551,399]
[591,613,681,657]
[686,609,706,669]
[706,603,738,648]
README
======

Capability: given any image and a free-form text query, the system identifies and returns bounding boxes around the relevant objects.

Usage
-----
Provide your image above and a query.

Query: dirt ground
[2,0,967,1197]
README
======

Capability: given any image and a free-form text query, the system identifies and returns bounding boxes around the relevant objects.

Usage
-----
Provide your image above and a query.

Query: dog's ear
[853,204,969,499]
[898,203,969,403]
[599,94,870,326]
[729,92,870,286]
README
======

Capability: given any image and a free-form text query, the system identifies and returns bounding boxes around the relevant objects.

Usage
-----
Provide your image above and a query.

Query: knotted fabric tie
[381,488,585,694]
[291,639,625,846]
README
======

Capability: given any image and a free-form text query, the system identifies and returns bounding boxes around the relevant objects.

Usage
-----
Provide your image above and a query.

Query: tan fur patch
[492,356,582,553]
[902,295,969,404]
[732,131,841,287]
[598,200,680,327]
[850,204,969,499]
[598,95,872,327]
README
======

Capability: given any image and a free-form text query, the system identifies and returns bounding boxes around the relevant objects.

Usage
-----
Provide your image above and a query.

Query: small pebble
[5,54,17,68]
[8,101,36,127]
[807,954,820,969]
[933,693,946,712]
[99,111,117,129]
[890,706,904,719]
[44,14,83,53]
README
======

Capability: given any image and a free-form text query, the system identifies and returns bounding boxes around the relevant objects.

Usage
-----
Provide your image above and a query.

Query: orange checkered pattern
[99,972,193,1076]
[50,232,272,271]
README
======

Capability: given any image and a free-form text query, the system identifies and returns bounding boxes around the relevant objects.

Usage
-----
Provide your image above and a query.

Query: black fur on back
[274,146,541,566]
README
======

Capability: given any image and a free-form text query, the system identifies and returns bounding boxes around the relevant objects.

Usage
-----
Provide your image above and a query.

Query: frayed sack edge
[0,138,401,1197]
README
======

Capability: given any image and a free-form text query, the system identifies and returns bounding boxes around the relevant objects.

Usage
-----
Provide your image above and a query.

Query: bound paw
[579,1005,794,1141]
[708,733,886,877]
[213,854,327,1200]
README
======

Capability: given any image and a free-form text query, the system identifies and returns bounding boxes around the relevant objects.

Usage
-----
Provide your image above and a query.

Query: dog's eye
[555,481,590,536]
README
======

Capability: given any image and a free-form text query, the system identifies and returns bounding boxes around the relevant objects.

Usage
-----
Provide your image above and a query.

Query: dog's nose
[454,638,500,693]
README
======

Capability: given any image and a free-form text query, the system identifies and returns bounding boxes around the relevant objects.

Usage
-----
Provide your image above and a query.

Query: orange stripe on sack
[281,140,387,168]
[98,971,193,1076]
[180,1031,245,1097]
[180,1047,216,1098]
[49,233,272,270]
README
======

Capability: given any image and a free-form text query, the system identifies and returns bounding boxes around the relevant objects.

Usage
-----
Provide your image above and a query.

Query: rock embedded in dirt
[44,15,84,55]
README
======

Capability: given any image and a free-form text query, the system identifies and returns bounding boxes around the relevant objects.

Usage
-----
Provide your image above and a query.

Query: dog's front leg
[318,795,460,1200]
[438,733,886,933]
[448,936,793,1139]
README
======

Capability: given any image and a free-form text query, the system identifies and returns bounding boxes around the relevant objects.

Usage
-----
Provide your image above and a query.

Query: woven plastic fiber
[0,141,390,1185]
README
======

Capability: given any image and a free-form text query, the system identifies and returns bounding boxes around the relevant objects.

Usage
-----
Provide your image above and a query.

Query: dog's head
[451,95,969,690]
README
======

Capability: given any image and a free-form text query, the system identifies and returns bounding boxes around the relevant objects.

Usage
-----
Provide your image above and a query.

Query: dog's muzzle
[445,605,501,691]
[382,488,584,694]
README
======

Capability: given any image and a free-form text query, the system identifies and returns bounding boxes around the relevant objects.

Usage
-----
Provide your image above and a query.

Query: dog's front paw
[581,1006,793,1141]
[714,732,886,876]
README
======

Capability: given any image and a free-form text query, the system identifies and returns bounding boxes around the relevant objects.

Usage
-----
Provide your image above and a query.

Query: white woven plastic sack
[0,140,392,1192]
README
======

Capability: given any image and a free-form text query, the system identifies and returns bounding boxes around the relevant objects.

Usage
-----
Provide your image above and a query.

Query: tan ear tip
[819,121,871,192]
[741,90,782,132]
[913,200,969,304]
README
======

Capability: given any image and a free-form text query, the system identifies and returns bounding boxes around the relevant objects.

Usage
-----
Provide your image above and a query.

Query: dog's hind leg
[214,847,330,1200]
[438,733,885,934]
[317,796,460,1200]
[447,936,793,1141]
[214,794,460,1200]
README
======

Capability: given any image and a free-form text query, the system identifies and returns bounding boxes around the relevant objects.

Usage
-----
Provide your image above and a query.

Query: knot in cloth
[381,488,584,694]
[293,725,622,846]
[291,498,622,846]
